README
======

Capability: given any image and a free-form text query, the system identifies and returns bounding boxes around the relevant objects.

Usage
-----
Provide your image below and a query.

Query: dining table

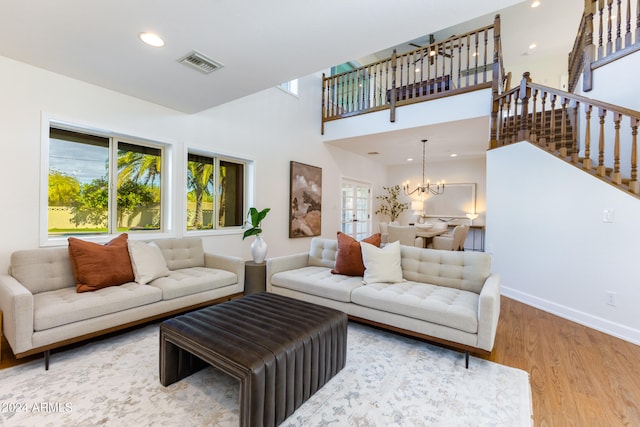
[414,226,450,248]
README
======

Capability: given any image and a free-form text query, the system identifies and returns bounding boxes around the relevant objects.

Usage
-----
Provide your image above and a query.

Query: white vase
[250,235,268,263]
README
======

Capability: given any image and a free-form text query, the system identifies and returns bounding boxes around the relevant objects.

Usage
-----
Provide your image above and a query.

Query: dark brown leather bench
[159,292,348,427]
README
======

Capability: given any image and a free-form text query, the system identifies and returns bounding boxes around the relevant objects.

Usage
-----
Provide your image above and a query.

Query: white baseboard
[501,286,640,346]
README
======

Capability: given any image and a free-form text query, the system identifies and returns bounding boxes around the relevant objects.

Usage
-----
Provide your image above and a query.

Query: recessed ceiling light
[529,43,537,50]
[407,158,414,162]
[450,153,458,157]
[531,1,541,7]
[139,32,165,47]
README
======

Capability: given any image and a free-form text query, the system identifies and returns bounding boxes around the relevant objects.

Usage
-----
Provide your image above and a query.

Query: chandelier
[403,139,445,196]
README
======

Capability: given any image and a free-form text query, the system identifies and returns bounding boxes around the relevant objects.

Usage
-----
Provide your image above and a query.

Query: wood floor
[2,296,640,425]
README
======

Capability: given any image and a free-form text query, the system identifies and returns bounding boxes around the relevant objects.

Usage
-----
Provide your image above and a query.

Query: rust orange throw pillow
[331,231,382,276]
[68,233,135,293]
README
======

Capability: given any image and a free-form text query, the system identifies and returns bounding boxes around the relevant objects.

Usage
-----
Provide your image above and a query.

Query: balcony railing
[569,0,640,92]
[321,15,506,134]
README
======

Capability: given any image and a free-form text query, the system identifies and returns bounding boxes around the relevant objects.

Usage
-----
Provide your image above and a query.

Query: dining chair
[387,224,424,247]
[432,224,469,251]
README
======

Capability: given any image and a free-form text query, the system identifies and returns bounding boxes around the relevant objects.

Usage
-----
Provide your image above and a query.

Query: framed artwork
[289,161,322,238]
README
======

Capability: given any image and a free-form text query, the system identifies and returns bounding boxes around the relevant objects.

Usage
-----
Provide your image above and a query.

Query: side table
[244,261,266,295]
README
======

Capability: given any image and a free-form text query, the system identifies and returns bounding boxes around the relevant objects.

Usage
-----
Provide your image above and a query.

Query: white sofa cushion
[271,266,363,303]
[400,246,491,294]
[308,238,338,268]
[34,282,162,331]
[361,241,403,284]
[153,237,205,270]
[149,267,237,300]
[10,247,75,294]
[127,240,170,285]
[351,281,479,334]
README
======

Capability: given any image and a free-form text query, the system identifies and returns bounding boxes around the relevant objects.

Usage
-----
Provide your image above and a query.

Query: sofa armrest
[204,253,245,292]
[266,253,309,292]
[476,273,501,352]
[0,274,35,355]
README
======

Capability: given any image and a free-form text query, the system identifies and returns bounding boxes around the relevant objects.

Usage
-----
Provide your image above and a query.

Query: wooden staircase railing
[491,72,640,196]
[321,15,506,134]
[569,0,640,92]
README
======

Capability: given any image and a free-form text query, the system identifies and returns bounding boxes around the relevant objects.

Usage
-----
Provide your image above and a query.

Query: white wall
[0,57,386,272]
[487,141,640,345]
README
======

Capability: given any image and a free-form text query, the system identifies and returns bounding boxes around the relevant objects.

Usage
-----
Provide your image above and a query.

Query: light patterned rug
[0,322,532,426]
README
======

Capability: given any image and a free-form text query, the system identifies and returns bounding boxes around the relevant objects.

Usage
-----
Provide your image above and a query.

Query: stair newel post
[597,107,607,176]
[571,100,580,163]
[612,112,622,185]
[321,73,326,135]
[518,72,531,142]
[490,14,502,149]
[390,49,397,123]
[630,117,639,194]
[584,104,594,169]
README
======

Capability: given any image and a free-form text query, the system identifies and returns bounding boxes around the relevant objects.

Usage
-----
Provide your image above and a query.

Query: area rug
[0,322,532,426]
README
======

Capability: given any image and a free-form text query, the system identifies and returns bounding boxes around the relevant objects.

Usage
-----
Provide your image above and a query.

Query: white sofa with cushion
[267,237,501,366]
[0,235,244,368]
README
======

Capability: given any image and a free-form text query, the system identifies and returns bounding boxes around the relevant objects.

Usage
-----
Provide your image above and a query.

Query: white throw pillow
[127,240,170,285]
[360,240,404,284]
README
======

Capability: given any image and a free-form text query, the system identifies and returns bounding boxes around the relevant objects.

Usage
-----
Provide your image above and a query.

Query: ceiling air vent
[178,50,224,74]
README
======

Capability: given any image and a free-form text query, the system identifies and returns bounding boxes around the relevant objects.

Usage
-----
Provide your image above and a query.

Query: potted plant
[243,207,270,263]
[374,185,408,223]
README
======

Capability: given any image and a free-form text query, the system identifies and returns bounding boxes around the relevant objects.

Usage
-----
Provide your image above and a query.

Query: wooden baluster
[630,117,639,193]
[448,38,454,88]
[598,0,605,59]
[612,112,622,184]
[616,0,622,51]
[531,89,538,143]
[571,100,580,163]
[597,107,607,176]
[355,69,361,111]
[519,72,531,141]
[458,37,463,88]
[390,50,397,122]
[504,94,512,144]
[466,34,471,87]
[584,105,593,169]
[607,0,614,55]
[549,94,557,151]
[625,0,632,47]
[483,29,489,83]
[474,32,479,85]
[560,97,568,157]
[539,91,548,147]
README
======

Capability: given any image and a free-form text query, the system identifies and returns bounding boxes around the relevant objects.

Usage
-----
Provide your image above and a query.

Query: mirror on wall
[423,182,476,218]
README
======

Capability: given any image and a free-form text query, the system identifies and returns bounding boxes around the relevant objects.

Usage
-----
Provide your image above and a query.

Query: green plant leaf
[242,227,262,240]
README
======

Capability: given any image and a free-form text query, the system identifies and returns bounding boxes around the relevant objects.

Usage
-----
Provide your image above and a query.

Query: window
[187,152,246,231]
[340,179,372,240]
[278,79,299,96]
[47,126,165,238]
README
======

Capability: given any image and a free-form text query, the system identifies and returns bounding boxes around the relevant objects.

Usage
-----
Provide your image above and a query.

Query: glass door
[340,179,372,240]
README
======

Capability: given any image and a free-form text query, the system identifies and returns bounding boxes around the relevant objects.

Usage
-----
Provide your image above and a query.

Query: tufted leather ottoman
[159,292,348,427]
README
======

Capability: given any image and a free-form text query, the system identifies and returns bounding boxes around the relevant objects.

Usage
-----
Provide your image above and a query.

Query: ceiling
[0,0,527,114]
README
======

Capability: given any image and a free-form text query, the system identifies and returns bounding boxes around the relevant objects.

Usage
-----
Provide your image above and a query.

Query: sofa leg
[44,350,50,370]
[465,350,469,369]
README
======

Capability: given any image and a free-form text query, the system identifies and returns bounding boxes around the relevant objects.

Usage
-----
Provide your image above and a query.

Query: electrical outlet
[603,209,614,223]
[607,291,617,306]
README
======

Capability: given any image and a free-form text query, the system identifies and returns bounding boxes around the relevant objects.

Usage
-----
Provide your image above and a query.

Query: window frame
[41,116,173,246]
[184,146,254,237]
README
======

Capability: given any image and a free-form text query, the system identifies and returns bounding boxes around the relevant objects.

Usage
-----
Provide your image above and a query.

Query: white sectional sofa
[0,236,244,368]
[267,237,501,367]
